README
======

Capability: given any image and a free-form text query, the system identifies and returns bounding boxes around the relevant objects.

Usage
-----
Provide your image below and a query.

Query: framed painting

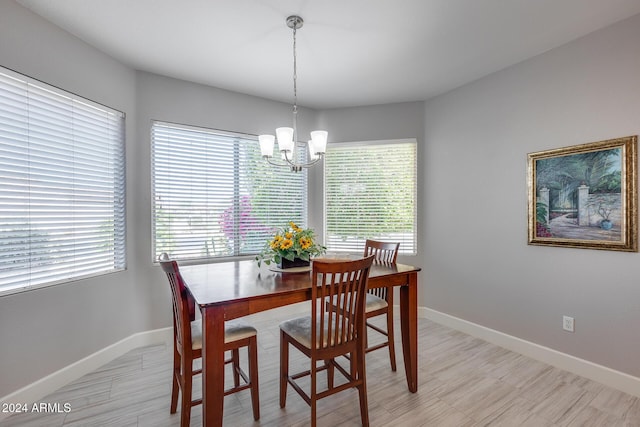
[527,136,637,252]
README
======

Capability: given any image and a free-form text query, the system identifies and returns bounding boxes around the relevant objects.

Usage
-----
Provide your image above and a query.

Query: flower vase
[279,257,310,269]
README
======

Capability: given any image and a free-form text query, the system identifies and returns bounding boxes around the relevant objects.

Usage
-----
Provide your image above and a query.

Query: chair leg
[350,351,357,379]
[231,348,240,388]
[311,400,317,427]
[181,360,192,427]
[310,359,317,427]
[279,330,289,408]
[248,336,260,420]
[356,348,369,427]
[364,321,369,350]
[386,309,397,371]
[357,381,369,426]
[170,346,180,413]
[326,359,334,389]
[170,371,179,414]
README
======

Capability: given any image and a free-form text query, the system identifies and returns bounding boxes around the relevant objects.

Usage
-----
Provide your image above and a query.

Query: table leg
[399,272,418,392]
[201,306,226,426]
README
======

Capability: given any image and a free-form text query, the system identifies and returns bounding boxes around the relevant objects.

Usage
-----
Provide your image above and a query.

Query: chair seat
[365,293,388,312]
[280,316,351,349]
[191,320,258,351]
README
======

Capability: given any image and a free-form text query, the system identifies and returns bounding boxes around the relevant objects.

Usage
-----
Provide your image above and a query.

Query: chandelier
[258,15,328,172]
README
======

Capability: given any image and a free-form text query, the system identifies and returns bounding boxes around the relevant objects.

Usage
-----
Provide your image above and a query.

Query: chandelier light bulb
[276,127,295,153]
[258,134,275,157]
[310,130,328,154]
[308,140,318,160]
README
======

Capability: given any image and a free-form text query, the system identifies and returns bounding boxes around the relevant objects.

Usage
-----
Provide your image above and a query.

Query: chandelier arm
[263,150,322,169]
[264,152,323,169]
[282,150,323,169]
[283,149,300,169]
[258,149,323,170]
[297,156,323,169]
[265,156,291,168]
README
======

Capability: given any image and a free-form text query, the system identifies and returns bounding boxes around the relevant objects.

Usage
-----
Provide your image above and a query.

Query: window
[324,139,417,254]
[151,121,307,262]
[0,67,126,295]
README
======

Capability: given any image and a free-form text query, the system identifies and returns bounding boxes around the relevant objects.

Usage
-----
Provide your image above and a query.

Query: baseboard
[421,307,640,398]
[0,327,172,422]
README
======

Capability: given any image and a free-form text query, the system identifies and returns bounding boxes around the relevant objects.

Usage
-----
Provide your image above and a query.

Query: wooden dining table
[179,258,421,426]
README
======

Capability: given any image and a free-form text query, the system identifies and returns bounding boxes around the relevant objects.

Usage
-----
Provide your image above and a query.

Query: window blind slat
[0,66,126,295]
[324,141,417,255]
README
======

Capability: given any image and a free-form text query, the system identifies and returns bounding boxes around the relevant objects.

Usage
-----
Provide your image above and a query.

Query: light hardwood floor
[2,304,639,427]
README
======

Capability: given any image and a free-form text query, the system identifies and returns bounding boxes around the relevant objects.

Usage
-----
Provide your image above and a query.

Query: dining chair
[279,255,375,427]
[158,253,260,426]
[362,239,400,371]
[325,240,400,371]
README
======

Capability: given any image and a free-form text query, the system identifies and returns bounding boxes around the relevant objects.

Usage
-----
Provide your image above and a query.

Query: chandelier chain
[292,22,298,147]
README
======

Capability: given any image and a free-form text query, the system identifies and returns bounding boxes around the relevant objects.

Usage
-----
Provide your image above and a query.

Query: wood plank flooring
[2,303,639,426]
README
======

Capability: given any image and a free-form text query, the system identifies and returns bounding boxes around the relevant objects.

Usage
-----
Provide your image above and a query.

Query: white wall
[422,13,640,377]
[0,1,141,396]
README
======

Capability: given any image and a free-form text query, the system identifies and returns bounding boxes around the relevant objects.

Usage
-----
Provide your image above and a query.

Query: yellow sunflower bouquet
[256,222,326,267]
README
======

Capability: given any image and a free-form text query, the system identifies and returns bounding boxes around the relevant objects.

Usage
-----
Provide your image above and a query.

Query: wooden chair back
[311,255,375,356]
[363,239,399,263]
[363,240,399,301]
[159,253,195,358]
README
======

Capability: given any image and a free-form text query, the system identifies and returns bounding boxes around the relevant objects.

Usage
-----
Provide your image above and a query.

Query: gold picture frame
[528,136,637,252]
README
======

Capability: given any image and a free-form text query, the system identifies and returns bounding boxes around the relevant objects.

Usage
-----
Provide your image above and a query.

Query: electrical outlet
[563,316,575,332]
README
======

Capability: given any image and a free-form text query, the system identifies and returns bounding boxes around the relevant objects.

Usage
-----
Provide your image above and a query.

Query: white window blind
[151,121,307,262]
[0,67,126,295]
[324,140,417,254]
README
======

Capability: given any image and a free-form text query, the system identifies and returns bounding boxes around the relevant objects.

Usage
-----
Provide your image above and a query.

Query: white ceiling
[16,0,640,109]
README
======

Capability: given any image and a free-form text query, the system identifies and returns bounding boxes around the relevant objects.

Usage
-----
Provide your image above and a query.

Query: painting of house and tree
[527,136,637,252]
